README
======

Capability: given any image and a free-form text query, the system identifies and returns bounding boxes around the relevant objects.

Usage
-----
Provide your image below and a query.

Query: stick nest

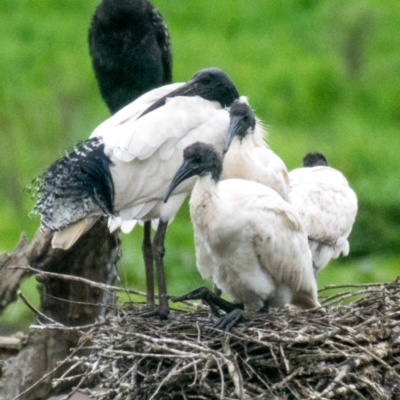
[54,280,400,400]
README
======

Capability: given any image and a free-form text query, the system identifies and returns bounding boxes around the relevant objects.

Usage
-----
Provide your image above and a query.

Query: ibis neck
[189,174,219,236]
[227,132,258,154]
[191,174,218,208]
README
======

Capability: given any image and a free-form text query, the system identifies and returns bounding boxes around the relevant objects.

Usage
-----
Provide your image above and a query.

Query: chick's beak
[164,159,197,203]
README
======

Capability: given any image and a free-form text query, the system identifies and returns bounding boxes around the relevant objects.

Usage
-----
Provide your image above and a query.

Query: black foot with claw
[214,308,244,331]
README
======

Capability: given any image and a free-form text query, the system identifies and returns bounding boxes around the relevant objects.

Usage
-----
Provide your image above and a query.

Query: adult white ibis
[33,68,240,318]
[222,97,290,201]
[289,152,358,276]
[88,0,174,317]
[89,0,172,114]
[164,142,320,330]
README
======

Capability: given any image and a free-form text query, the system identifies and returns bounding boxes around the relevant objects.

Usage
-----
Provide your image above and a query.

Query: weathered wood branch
[0,234,32,313]
[0,219,121,400]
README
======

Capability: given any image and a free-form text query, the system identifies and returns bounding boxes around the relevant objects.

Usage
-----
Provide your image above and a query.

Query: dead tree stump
[0,218,120,400]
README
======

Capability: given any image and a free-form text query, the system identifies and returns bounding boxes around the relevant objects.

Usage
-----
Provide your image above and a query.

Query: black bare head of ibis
[164,142,223,203]
[224,98,256,152]
[140,68,239,118]
[302,152,328,167]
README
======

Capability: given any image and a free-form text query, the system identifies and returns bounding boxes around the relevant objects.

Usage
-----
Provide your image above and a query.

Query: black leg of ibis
[152,220,169,319]
[213,284,222,297]
[171,286,242,317]
[258,300,269,314]
[142,221,155,311]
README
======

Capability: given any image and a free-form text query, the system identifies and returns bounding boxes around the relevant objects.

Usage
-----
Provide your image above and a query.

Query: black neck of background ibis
[89,0,172,114]
[302,152,328,167]
[93,0,150,27]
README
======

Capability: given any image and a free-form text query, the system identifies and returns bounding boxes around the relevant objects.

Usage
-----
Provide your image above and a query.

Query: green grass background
[1,0,399,332]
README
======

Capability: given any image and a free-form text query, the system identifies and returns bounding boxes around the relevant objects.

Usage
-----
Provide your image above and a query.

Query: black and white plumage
[35,137,114,232]
[289,152,358,275]
[33,68,240,315]
[89,0,172,114]
[222,98,290,201]
[165,143,320,329]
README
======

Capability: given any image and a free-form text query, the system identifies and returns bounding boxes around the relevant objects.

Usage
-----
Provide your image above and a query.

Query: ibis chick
[289,152,358,276]
[164,142,320,330]
[33,68,239,317]
[222,98,290,201]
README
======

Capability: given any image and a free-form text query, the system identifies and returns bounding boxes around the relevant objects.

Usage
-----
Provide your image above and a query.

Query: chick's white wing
[217,180,316,299]
[252,146,290,200]
[289,167,358,245]
[193,228,216,280]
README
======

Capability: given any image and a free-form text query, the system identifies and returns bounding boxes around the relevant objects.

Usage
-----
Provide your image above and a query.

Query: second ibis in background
[89,0,172,114]
[289,152,358,276]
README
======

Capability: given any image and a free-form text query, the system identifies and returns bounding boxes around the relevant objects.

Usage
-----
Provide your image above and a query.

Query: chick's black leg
[171,286,242,317]
[213,284,222,297]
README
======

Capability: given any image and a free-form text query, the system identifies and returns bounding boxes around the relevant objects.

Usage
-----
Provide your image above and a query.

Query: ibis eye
[193,155,202,163]
[200,76,212,85]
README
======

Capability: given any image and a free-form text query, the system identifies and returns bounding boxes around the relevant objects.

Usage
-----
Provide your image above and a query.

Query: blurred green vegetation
[1,0,399,332]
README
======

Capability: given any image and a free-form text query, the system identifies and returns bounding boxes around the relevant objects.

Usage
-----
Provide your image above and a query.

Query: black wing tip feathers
[32,137,115,231]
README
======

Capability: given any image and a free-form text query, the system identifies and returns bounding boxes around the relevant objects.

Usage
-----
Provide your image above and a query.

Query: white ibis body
[33,68,240,317]
[222,98,290,201]
[289,152,358,275]
[89,0,172,114]
[165,143,319,329]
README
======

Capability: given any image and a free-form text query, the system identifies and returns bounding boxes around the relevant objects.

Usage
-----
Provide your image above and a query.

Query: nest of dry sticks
[51,280,400,400]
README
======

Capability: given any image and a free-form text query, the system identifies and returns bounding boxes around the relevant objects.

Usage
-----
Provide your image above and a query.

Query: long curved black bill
[164,160,197,203]
[224,115,242,153]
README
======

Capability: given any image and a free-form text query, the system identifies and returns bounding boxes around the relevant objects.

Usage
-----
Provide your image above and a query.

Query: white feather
[190,175,319,312]
[222,133,290,201]
[102,96,229,226]
[49,83,232,248]
[222,97,290,201]
[289,165,358,273]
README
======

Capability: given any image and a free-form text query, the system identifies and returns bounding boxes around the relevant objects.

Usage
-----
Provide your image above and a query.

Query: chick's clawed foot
[214,309,244,331]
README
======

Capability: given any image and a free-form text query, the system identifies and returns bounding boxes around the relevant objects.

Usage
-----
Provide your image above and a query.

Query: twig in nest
[12,265,148,296]
[27,281,400,399]
[18,290,63,326]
